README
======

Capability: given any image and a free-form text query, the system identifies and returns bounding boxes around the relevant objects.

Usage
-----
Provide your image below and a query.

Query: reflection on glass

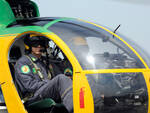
[86,73,148,113]
[86,55,95,64]
[48,20,145,70]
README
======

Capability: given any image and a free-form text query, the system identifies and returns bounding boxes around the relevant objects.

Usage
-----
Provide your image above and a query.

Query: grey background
[33,0,150,55]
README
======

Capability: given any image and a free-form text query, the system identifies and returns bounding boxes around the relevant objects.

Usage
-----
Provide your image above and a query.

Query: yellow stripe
[0,32,52,37]
[0,34,18,37]
[83,68,149,74]
[79,19,149,69]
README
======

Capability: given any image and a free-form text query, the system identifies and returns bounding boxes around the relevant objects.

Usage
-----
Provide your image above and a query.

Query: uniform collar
[28,54,39,62]
[28,54,46,63]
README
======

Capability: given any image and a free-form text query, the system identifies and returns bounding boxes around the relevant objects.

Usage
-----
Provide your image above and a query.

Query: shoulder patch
[64,68,73,75]
[21,65,30,74]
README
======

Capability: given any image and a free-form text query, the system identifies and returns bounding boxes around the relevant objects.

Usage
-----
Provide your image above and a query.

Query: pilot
[14,35,73,113]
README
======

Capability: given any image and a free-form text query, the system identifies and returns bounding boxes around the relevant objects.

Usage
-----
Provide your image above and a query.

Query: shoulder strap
[25,55,45,80]
[47,68,52,80]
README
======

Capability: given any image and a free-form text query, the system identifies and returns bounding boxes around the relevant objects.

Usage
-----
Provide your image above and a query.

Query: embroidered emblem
[21,65,30,74]
[64,68,73,75]
[32,68,37,74]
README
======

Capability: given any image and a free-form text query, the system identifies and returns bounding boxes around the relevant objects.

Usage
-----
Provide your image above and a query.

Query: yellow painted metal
[79,19,149,69]
[142,71,150,113]
[0,34,19,37]
[83,69,150,74]
[0,38,4,83]
[73,72,94,113]
[0,36,27,113]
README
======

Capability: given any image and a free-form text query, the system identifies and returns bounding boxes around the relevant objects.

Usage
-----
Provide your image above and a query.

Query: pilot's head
[24,35,48,57]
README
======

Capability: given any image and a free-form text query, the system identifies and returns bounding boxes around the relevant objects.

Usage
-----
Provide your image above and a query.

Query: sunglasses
[31,40,46,47]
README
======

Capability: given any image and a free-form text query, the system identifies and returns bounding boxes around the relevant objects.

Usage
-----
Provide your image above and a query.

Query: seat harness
[25,55,52,80]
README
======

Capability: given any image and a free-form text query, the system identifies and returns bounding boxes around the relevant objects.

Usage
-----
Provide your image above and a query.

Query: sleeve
[15,60,46,93]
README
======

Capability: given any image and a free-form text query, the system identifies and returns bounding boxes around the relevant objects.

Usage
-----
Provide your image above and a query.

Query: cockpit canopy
[48,19,147,70]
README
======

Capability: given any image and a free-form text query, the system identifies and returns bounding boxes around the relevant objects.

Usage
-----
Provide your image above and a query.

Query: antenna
[113,24,121,38]
[114,24,121,34]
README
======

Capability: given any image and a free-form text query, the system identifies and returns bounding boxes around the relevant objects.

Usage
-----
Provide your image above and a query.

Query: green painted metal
[0,26,52,36]
[30,0,40,17]
[0,0,40,29]
[44,17,73,29]
[0,16,74,37]
[0,17,73,36]
[0,0,15,27]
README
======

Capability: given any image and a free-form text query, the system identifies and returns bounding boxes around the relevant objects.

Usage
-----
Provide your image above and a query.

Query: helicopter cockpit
[8,33,73,113]
[9,33,73,75]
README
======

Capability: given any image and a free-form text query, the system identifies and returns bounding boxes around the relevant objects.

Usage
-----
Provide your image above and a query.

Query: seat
[25,98,68,113]
[26,98,56,113]
[9,45,24,98]
[27,98,56,109]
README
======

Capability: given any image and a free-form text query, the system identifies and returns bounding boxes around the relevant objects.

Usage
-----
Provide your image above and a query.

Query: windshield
[48,19,145,70]
[115,33,150,68]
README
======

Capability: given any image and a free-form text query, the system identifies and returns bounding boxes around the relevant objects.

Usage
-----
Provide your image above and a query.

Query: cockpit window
[116,33,150,68]
[0,88,5,103]
[48,20,145,70]
[0,88,7,112]
[86,73,148,113]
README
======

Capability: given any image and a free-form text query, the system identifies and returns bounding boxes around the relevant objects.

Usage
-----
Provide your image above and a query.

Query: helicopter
[0,0,150,113]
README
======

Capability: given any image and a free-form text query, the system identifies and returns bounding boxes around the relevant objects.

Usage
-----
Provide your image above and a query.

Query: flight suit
[14,54,73,112]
